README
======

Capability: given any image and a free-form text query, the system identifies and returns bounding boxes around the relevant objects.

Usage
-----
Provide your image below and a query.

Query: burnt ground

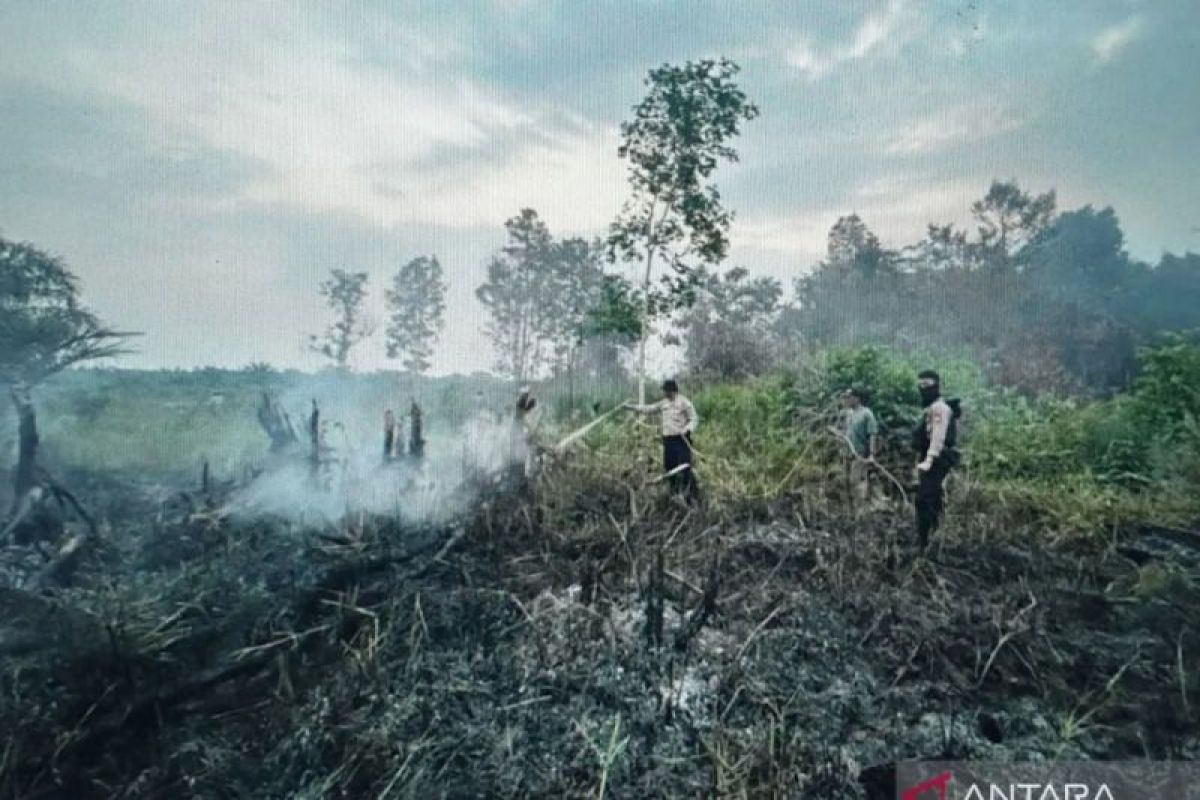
[1,467,1198,798]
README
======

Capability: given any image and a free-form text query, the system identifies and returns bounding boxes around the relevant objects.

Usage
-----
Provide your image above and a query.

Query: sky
[1,0,1197,375]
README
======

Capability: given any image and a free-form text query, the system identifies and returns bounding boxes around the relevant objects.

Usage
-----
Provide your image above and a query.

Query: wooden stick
[826,426,909,506]
[553,405,624,454]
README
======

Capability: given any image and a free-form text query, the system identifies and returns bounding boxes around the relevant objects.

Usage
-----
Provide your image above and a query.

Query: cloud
[732,174,981,270]
[1,1,1194,374]
[1090,15,1145,65]
[389,122,625,232]
[883,103,1027,155]
[785,0,911,79]
[2,4,617,234]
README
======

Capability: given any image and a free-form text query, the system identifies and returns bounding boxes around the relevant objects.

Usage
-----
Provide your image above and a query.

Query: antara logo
[901,770,1117,800]
[960,788,1115,800]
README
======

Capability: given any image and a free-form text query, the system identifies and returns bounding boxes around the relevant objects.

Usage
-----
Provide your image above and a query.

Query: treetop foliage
[609,58,759,315]
[385,256,447,375]
[779,179,1200,396]
[310,269,372,370]
[0,236,133,386]
[476,209,631,385]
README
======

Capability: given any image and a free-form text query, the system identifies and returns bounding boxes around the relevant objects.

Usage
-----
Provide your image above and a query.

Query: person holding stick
[623,379,700,504]
[513,386,543,480]
[841,386,883,511]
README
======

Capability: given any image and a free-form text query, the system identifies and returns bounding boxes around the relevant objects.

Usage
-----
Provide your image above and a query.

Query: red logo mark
[902,770,952,800]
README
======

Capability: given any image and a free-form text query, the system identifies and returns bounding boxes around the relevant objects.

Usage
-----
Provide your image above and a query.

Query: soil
[1,468,1197,798]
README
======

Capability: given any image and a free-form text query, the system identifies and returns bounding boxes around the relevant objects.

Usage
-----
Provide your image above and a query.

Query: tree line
[304,56,1199,400]
[682,180,1200,395]
[308,58,759,397]
[8,53,1199,430]
[307,256,449,376]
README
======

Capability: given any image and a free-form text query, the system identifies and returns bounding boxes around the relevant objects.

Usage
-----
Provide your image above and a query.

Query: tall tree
[0,236,134,506]
[1139,252,1200,332]
[310,269,372,370]
[385,256,446,374]
[476,209,559,383]
[1023,206,1140,317]
[608,58,758,402]
[790,215,903,345]
[547,237,606,404]
[680,266,782,380]
[826,214,890,277]
[971,179,1056,264]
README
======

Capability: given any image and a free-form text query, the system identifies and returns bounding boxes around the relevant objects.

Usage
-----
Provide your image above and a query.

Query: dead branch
[256,392,299,453]
[975,592,1039,688]
[23,523,468,777]
[674,556,722,652]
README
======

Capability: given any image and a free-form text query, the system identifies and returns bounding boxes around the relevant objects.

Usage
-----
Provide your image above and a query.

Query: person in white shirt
[624,379,700,503]
[912,369,961,547]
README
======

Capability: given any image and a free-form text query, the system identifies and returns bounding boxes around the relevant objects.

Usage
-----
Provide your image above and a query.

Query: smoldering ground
[228,377,533,526]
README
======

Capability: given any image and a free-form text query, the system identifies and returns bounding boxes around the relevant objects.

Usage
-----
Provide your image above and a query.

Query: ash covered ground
[2,438,1197,798]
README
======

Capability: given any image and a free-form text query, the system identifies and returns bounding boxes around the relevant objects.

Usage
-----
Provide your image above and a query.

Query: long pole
[553,404,625,455]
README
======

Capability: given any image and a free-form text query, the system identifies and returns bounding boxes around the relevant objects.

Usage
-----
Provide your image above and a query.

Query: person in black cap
[624,379,700,503]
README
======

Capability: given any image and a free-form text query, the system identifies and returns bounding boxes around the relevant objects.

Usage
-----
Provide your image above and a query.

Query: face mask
[919,385,940,406]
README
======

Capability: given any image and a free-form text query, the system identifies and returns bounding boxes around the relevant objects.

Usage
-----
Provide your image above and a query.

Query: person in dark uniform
[912,370,961,548]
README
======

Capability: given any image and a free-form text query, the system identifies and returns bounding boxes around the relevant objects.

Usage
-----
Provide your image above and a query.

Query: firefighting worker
[912,370,961,547]
[623,379,700,504]
[841,387,882,510]
[513,386,543,478]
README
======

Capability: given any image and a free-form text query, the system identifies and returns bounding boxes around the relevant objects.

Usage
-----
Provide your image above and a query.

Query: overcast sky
[1,1,1196,374]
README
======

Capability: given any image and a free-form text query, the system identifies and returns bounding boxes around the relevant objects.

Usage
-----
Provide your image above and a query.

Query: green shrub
[1128,334,1200,435]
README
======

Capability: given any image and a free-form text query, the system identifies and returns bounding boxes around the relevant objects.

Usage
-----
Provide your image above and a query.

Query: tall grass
[10,342,1199,535]
[549,342,1200,535]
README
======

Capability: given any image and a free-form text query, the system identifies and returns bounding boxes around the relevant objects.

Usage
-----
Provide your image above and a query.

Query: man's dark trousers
[663,434,698,503]
[916,456,952,547]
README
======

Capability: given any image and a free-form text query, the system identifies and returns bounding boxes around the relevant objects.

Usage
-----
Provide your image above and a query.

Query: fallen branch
[975,593,1039,688]
[735,600,786,662]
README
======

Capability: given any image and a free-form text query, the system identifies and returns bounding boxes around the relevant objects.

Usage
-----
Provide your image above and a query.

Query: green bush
[780,346,985,452]
[1128,334,1200,434]
[972,338,1200,491]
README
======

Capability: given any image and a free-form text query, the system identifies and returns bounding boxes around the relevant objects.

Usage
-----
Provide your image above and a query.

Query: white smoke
[226,380,527,526]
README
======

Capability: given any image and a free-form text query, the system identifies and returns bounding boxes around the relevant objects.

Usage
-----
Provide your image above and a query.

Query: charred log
[10,383,38,512]
[409,400,425,461]
[255,392,299,453]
